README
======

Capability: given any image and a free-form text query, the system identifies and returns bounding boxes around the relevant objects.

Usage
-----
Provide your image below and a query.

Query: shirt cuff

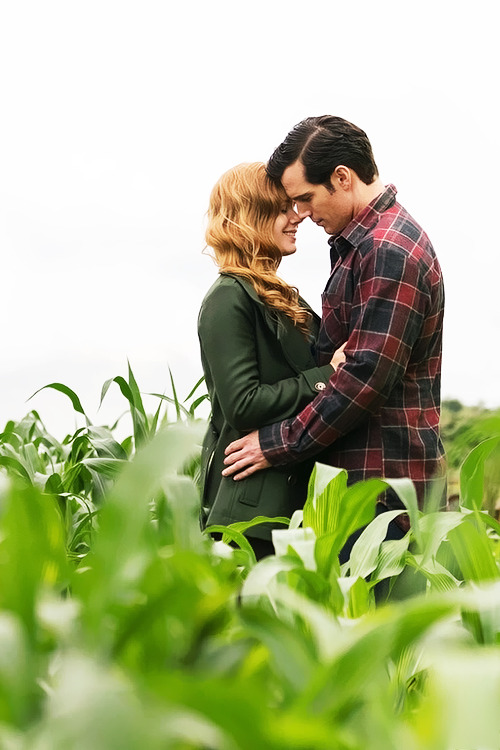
[259,421,289,466]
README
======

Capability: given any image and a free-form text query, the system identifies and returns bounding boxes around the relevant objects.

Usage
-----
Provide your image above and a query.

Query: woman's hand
[330,342,347,371]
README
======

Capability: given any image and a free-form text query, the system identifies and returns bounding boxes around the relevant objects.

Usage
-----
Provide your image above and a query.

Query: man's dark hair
[266,115,379,188]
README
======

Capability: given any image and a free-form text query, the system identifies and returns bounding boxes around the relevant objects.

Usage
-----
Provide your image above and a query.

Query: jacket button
[314,381,327,391]
[287,475,297,485]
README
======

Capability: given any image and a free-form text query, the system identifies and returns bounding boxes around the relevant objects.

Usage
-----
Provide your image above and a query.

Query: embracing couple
[198,115,446,561]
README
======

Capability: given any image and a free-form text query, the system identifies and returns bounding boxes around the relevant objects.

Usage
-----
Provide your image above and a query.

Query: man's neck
[353,177,385,215]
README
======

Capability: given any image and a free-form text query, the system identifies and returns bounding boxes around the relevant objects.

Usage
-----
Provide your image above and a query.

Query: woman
[198,162,343,559]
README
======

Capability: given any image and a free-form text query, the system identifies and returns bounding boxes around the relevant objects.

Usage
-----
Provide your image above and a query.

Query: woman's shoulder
[202,274,261,306]
[198,275,261,330]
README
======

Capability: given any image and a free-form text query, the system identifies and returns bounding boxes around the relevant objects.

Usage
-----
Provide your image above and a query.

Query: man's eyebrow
[291,192,313,202]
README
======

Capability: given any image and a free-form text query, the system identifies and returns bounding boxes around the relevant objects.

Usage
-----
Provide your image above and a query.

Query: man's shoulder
[375,200,426,239]
[359,201,435,261]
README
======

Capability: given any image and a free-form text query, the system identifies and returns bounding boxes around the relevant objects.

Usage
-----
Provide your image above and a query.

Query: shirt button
[314,382,327,391]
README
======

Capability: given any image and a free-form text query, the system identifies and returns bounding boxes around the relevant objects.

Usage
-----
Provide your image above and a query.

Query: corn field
[1,366,500,750]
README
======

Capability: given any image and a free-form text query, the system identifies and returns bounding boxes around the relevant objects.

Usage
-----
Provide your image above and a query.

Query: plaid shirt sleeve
[259,230,433,465]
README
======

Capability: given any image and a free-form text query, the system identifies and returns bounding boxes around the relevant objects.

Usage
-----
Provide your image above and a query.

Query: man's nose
[295,203,311,219]
[289,209,303,225]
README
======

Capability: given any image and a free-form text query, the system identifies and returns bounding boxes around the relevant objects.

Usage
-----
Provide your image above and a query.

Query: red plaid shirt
[260,185,446,507]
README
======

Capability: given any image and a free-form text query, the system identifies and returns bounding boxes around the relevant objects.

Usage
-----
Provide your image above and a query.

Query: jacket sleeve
[198,280,333,432]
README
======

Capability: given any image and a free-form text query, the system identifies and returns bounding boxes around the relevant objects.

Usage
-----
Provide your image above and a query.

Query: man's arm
[263,244,430,464]
[225,242,430,474]
[222,344,347,480]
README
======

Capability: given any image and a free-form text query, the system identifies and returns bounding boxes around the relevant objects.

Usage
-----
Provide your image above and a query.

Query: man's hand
[330,342,347,370]
[222,430,271,480]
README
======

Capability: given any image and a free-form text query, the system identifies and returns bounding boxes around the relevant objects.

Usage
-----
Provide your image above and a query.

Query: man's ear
[333,165,351,190]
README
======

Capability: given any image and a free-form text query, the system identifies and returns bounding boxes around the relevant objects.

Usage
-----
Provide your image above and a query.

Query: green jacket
[198,273,333,539]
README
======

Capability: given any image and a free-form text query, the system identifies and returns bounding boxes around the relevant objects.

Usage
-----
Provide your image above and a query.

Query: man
[222,116,446,535]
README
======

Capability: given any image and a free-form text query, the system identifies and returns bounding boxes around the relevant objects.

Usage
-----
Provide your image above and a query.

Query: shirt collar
[328,184,398,262]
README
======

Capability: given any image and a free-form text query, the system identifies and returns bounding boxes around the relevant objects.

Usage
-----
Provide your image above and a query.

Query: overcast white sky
[1,0,498,438]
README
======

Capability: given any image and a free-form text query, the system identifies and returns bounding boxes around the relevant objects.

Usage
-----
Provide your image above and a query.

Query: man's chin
[315,221,331,234]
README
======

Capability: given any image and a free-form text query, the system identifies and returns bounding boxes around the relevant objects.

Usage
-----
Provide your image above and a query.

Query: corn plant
[1,422,500,749]
[0,364,207,561]
[2,368,500,749]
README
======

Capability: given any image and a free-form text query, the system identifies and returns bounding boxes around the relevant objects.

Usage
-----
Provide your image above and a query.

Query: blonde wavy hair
[205,162,311,334]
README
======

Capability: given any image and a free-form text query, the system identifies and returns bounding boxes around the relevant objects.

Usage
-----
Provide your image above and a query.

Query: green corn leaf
[130,408,149,448]
[304,465,384,545]
[126,360,146,417]
[347,576,371,618]
[384,477,422,548]
[148,393,191,419]
[242,577,345,668]
[447,515,500,582]
[460,435,500,510]
[282,565,331,602]
[218,515,291,534]
[67,432,92,464]
[0,456,32,484]
[303,463,348,536]
[100,376,149,446]
[329,477,386,553]
[289,510,304,529]
[418,510,465,565]
[239,604,318,696]
[188,394,210,416]
[476,510,500,538]
[33,434,65,456]
[426,648,500,749]
[100,375,135,409]
[313,532,341,579]
[405,554,460,592]
[0,430,22,450]
[73,422,205,642]
[297,593,457,721]
[106,411,128,433]
[80,458,127,478]
[28,383,89,422]
[44,472,65,495]
[303,465,385,577]
[22,442,44,477]
[204,524,256,561]
[120,436,134,456]
[168,367,182,421]
[0,482,69,637]
[183,375,206,401]
[272,527,316,568]
[148,399,164,437]
[0,420,16,437]
[370,535,410,581]
[87,427,129,460]
[348,509,408,579]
